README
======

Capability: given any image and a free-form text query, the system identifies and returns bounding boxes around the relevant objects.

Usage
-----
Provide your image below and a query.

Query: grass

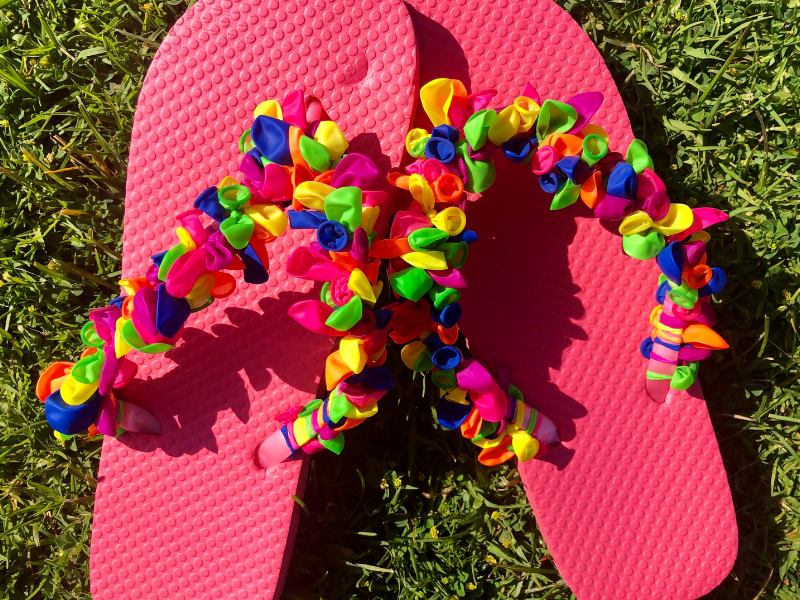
[0,0,798,598]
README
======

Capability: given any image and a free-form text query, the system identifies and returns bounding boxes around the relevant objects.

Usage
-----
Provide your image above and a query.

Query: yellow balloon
[488,105,521,145]
[254,99,283,120]
[619,211,654,236]
[294,181,334,211]
[340,336,367,374]
[348,269,376,303]
[244,204,289,236]
[402,250,448,271]
[176,226,197,251]
[653,204,693,235]
[420,78,453,127]
[430,207,466,235]
[405,128,430,157]
[401,341,427,370]
[314,121,349,161]
[59,375,99,406]
[514,96,540,134]
[511,429,540,462]
[361,206,380,235]
[408,174,436,214]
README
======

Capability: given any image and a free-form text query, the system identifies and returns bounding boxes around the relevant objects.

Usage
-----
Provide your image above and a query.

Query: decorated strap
[35,90,366,440]
[394,79,729,405]
[264,84,563,469]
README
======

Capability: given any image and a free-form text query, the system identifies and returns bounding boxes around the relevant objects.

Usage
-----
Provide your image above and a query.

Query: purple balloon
[331,153,379,189]
[594,195,634,221]
[566,91,604,134]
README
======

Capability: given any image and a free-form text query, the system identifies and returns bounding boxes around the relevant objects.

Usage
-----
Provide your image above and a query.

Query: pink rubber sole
[88,1,416,598]
[406,1,737,598]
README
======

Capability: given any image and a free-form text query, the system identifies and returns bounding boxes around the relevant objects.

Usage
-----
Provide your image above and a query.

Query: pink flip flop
[401,1,738,598]
[87,2,416,599]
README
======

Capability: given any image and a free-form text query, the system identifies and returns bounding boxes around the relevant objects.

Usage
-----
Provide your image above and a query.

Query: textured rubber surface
[406,2,737,598]
[89,2,416,599]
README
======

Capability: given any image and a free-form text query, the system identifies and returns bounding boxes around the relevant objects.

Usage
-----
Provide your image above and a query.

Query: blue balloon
[193,186,225,222]
[373,309,393,331]
[606,161,638,199]
[316,220,349,252]
[425,137,456,163]
[362,366,395,390]
[45,389,102,435]
[422,334,446,350]
[451,230,478,245]
[501,133,536,163]
[431,124,460,143]
[432,346,462,370]
[109,296,125,311]
[436,396,473,429]
[699,267,727,297]
[251,115,293,166]
[555,155,592,185]
[288,210,327,229]
[657,242,684,284]
[539,170,566,194]
[640,337,654,359]
[246,146,264,165]
[431,302,462,329]
[156,284,191,338]
[655,279,670,305]
[151,251,167,268]
[240,244,269,284]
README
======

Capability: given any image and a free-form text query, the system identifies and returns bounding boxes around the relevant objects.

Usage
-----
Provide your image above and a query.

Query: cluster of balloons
[38,81,728,466]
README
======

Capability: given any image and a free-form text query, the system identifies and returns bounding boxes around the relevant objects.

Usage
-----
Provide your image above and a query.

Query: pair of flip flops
[82,1,738,599]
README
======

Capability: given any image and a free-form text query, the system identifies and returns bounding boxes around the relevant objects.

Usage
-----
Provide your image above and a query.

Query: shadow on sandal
[114,290,333,457]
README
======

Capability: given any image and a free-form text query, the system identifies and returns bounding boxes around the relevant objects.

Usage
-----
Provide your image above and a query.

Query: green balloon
[431,369,456,389]
[428,283,460,309]
[158,242,188,281]
[324,186,362,233]
[408,228,448,251]
[622,230,666,261]
[80,322,104,348]
[626,139,654,174]
[217,185,251,211]
[670,365,695,390]
[436,241,469,269]
[456,140,496,194]
[536,99,578,141]
[70,350,106,385]
[319,431,345,455]
[220,212,255,249]
[324,296,363,331]
[463,109,496,152]
[299,134,331,173]
[550,180,581,210]
[389,267,433,302]
[413,349,434,372]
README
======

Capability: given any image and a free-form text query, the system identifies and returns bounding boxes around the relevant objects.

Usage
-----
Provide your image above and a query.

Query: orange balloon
[288,126,310,171]
[477,436,516,466]
[438,324,459,345]
[684,264,713,289]
[369,238,412,259]
[548,133,584,158]
[580,171,605,209]
[314,170,334,185]
[325,350,354,390]
[459,407,482,439]
[387,172,411,190]
[36,362,74,401]
[682,323,729,350]
[433,173,464,203]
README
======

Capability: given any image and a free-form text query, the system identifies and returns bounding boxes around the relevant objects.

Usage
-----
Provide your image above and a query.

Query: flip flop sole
[89,2,416,599]
[406,1,737,598]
